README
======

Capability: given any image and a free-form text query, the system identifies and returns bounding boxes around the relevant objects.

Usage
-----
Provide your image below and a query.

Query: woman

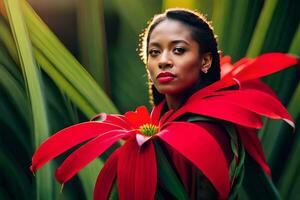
[141,9,231,199]
[31,8,298,200]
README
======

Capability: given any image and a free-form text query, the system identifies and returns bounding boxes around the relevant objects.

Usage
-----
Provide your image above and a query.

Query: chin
[156,87,185,95]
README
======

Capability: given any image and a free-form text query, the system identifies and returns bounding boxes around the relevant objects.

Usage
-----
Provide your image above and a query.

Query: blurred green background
[0,0,299,199]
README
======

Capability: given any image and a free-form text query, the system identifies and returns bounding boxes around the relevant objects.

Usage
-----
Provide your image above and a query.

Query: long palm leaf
[3,0,53,199]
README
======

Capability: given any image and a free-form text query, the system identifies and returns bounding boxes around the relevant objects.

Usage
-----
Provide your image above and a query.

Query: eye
[148,49,160,57]
[173,47,186,55]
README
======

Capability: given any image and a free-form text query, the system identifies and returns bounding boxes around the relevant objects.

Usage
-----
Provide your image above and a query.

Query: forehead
[149,19,194,43]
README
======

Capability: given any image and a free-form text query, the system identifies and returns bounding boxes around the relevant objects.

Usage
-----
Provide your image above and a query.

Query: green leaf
[187,114,216,123]
[21,0,118,115]
[154,141,189,200]
[246,0,279,57]
[211,0,234,53]
[0,93,30,157]
[0,151,32,200]
[3,0,53,199]
[34,49,97,117]
[242,154,281,200]
[109,182,118,200]
[287,82,300,119]
[76,0,110,91]
[107,0,159,112]
[277,123,300,199]
[0,16,19,62]
[78,158,104,200]
[277,78,300,199]
[289,22,300,57]
[0,64,29,125]
[0,64,31,155]
[226,0,250,60]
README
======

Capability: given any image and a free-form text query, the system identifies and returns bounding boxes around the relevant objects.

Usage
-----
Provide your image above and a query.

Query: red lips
[156,72,175,83]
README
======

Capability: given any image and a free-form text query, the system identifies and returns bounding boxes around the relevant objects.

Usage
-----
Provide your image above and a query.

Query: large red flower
[31,105,230,199]
[31,52,298,200]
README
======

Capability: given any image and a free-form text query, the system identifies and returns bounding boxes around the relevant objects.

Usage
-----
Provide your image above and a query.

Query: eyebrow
[148,39,190,47]
[171,40,190,45]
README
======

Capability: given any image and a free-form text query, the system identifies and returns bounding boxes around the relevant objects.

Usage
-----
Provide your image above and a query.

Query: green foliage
[3,1,53,199]
[155,141,189,200]
[77,0,109,91]
[0,0,299,199]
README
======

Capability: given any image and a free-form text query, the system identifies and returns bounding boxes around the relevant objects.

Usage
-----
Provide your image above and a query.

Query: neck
[165,93,185,111]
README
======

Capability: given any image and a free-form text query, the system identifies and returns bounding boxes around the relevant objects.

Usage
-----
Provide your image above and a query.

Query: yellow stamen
[139,123,159,136]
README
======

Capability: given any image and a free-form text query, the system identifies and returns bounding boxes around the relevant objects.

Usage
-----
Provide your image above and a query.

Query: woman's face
[147,19,203,95]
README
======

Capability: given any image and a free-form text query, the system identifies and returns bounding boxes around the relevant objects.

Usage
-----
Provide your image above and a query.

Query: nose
[158,51,173,69]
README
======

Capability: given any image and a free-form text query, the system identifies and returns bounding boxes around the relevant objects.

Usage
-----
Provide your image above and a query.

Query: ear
[201,52,212,74]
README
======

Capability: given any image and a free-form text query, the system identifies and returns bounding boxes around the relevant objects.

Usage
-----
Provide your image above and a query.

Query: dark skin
[147,19,212,111]
[147,19,221,199]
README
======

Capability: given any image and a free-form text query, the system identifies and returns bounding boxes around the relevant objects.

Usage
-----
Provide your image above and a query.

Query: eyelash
[148,47,186,57]
[173,47,186,54]
[148,49,160,57]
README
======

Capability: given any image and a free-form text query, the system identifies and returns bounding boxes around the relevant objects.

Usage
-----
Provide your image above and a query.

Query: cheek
[180,61,201,80]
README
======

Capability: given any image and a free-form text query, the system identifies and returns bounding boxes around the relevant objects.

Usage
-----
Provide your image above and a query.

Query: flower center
[139,123,159,136]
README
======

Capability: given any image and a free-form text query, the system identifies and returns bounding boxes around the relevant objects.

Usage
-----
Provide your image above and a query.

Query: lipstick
[156,72,175,83]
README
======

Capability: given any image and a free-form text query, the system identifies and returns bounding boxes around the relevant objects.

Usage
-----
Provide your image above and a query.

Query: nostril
[159,62,173,69]
[158,63,162,69]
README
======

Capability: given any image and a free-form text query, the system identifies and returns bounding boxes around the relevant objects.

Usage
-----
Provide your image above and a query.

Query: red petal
[117,139,157,200]
[91,113,131,129]
[220,56,253,78]
[239,79,277,97]
[188,53,298,99]
[31,122,123,173]
[210,89,294,128]
[236,126,271,176]
[158,122,230,199]
[167,148,195,193]
[94,148,120,200]
[220,55,231,66]
[159,109,174,126]
[233,53,298,82]
[124,106,151,128]
[221,63,234,78]
[221,57,254,78]
[150,99,165,125]
[233,57,253,68]
[167,98,263,128]
[55,130,129,183]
